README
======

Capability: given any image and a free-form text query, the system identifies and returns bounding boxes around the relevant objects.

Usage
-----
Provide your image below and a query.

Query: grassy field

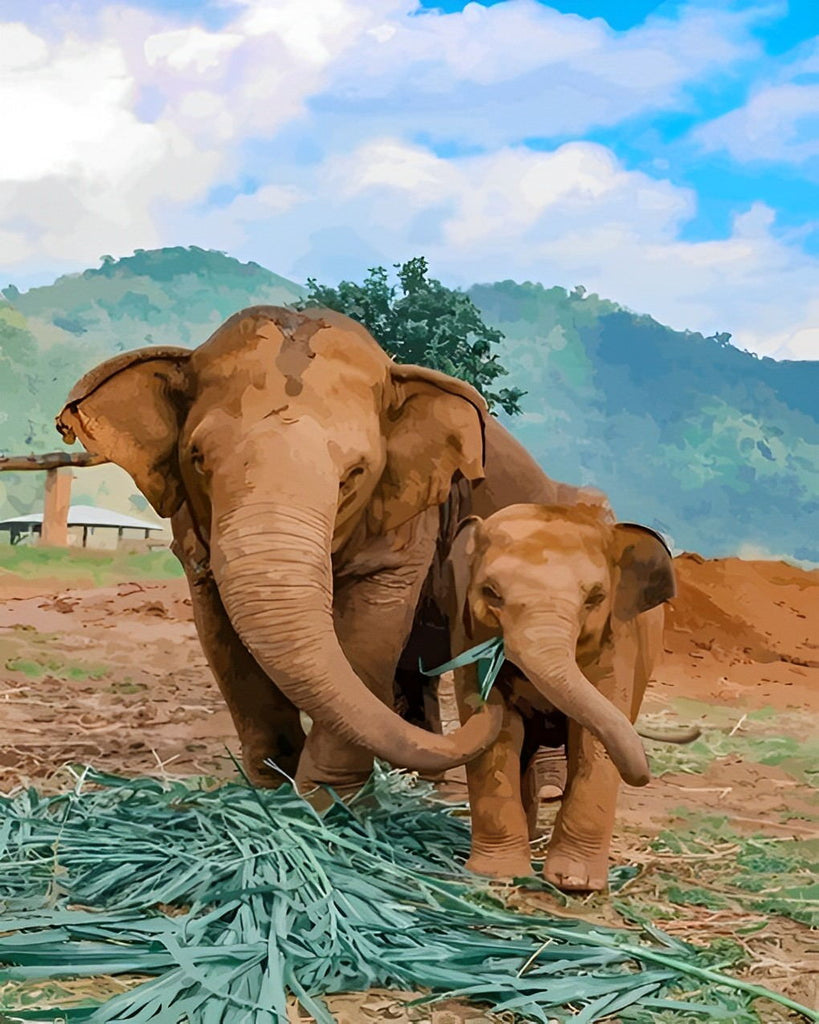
[0,543,183,586]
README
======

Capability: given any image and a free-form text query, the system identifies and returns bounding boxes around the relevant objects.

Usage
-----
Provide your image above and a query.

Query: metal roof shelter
[0,504,163,547]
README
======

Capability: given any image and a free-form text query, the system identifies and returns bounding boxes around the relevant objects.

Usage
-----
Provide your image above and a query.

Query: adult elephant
[54,305,639,794]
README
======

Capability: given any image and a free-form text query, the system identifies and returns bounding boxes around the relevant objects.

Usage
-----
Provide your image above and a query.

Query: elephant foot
[525,746,567,799]
[467,847,533,880]
[298,780,367,812]
[241,751,289,789]
[239,727,304,788]
[542,842,609,893]
[295,725,376,795]
[522,746,568,839]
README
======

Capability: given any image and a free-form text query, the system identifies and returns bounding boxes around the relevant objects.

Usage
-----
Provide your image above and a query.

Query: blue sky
[1,0,818,358]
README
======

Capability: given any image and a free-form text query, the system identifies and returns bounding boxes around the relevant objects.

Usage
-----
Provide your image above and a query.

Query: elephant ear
[369,364,488,533]
[612,523,676,621]
[56,347,193,519]
[444,516,484,640]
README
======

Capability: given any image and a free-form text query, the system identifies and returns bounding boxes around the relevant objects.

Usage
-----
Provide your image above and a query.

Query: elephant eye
[481,584,503,606]
[190,447,206,475]
[340,465,366,492]
[585,586,606,608]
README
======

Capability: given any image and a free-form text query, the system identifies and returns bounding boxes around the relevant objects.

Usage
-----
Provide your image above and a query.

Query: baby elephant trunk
[503,619,650,787]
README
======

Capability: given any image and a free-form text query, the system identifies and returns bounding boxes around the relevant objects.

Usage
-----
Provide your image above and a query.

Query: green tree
[298,257,525,415]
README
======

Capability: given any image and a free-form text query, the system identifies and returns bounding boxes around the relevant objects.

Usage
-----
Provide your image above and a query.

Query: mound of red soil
[642,553,819,715]
[667,553,818,666]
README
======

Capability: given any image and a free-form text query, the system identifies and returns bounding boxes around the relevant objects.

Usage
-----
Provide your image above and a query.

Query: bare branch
[0,452,109,472]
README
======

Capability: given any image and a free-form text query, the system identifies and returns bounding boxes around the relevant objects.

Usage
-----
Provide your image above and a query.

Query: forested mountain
[0,248,815,563]
[470,281,818,564]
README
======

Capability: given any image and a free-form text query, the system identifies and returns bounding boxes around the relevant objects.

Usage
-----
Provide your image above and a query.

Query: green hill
[3,245,303,352]
[0,248,304,521]
[0,250,815,564]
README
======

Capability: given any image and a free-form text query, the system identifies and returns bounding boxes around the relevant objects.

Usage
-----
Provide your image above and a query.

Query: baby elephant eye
[339,464,366,493]
[190,447,206,475]
[481,584,503,605]
[584,587,606,608]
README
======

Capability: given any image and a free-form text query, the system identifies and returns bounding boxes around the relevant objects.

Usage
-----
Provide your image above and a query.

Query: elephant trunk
[502,612,650,787]
[211,500,502,773]
[637,724,701,744]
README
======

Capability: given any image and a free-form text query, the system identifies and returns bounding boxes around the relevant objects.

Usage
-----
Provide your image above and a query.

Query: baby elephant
[443,503,675,892]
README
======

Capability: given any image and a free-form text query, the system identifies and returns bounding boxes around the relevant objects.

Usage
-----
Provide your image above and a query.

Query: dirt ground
[1,551,817,1019]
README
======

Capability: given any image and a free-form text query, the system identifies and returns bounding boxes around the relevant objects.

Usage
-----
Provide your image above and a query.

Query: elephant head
[449,504,676,787]
[55,305,502,773]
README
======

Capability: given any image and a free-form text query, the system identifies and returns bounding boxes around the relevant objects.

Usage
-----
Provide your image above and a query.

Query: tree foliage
[298,257,525,415]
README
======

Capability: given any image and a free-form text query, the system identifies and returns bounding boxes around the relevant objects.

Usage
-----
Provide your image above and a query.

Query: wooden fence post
[40,467,72,547]
[0,452,109,549]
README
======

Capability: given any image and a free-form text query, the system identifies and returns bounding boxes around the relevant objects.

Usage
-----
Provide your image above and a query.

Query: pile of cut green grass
[0,766,815,1024]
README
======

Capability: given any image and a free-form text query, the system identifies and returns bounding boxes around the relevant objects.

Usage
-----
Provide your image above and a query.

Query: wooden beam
[0,451,108,472]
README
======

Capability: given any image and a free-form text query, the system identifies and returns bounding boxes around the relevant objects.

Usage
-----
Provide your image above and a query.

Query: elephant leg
[544,613,660,891]
[171,506,304,786]
[543,718,620,892]
[295,508,441,795]
[454,665,532,879]
[521,745,568,840]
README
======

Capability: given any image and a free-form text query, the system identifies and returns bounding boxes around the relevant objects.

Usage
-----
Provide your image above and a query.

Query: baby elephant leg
[543,721,620,892]
[455,667,532,879]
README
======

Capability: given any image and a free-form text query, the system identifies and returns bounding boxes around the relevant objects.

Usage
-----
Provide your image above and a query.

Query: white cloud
[144,27,243,74]
[695,35,819,168]
[2,33,153,184]
[227,183,307,220]
[697,82,819,165]
[441,143,692,248]
[317,0,764,146]
[0,1,385,276]
[197,139,817,360]
[778,323,819,361]
[0,1,816,362]
[0,21,47,69]
[237,0,387,62]
[314,137,693,259]
[332,140,459,201]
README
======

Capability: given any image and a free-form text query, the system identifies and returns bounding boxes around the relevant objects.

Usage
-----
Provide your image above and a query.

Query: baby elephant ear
[613,524,676,620]
[452,515,483,558]
[443,516,484,639]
